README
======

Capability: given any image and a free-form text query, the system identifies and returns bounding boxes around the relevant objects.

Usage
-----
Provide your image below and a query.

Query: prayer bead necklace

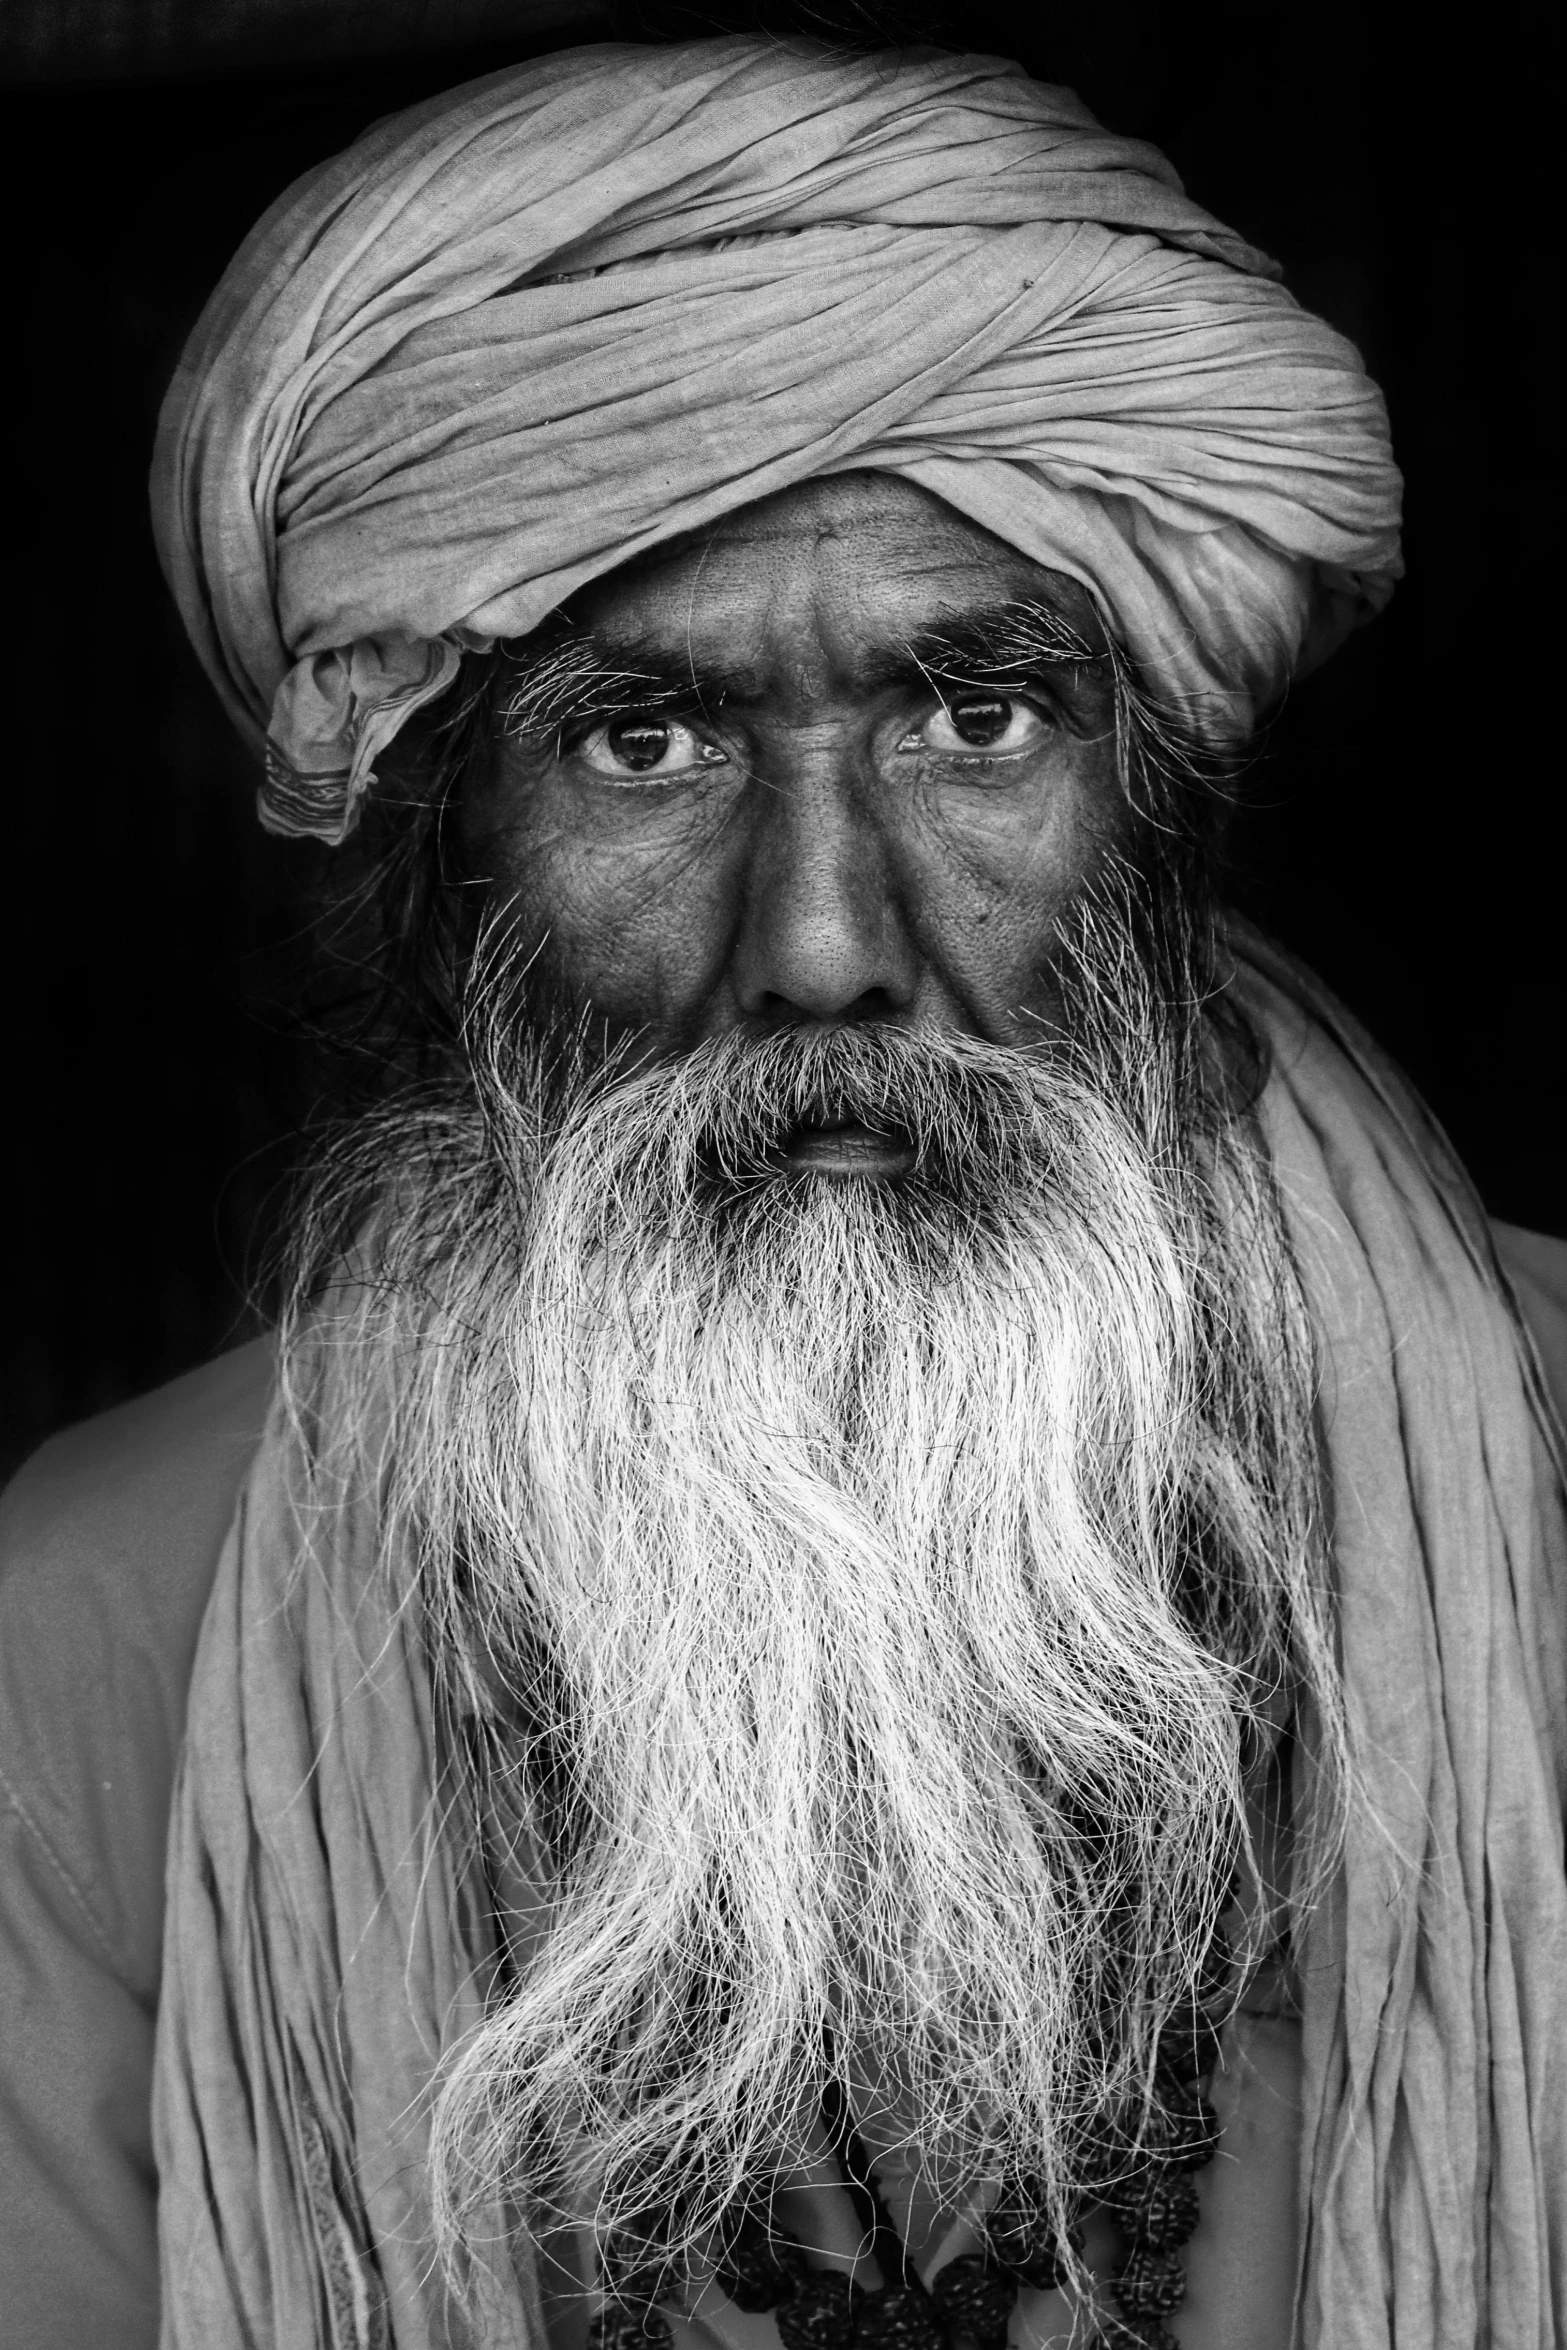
[589,1922,1231,2350]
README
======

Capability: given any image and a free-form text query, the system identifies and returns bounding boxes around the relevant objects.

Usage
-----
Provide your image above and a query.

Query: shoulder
[0,1338,276,2000]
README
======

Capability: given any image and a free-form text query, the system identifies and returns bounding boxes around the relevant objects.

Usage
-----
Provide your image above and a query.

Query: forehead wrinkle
[504,588,1104,717]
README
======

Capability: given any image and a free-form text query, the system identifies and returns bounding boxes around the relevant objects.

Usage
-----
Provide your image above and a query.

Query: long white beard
[288,1005,1330,2286]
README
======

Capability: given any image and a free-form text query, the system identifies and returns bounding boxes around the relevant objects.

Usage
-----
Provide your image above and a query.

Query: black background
[0,0,1557,1482]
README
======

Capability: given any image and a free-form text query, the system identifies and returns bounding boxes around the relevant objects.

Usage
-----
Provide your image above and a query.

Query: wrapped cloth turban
[153,36,1403,844]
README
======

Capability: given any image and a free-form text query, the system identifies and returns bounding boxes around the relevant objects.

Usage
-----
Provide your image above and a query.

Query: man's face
[462,473,1123,1176]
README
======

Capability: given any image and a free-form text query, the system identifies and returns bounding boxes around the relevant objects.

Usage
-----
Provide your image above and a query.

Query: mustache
[479,1012,1144,1222]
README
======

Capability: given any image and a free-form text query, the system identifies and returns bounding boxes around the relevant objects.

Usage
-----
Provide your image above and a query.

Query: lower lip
[781,1122,916,1179]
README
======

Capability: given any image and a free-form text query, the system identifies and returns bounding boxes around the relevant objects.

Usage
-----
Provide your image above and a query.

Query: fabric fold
[153,1407,537,2348]
[1232,932,1567,2348]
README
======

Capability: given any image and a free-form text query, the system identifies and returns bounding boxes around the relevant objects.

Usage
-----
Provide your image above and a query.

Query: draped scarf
[152,938,1567,2347]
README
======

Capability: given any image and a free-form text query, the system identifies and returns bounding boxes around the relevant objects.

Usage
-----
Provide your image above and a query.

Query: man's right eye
[573,713,729,782]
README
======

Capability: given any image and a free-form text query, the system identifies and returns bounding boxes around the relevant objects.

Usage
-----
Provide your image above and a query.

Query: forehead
[571,472,1106,680]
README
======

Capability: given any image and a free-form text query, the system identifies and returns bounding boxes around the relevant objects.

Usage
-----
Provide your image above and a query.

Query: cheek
[463,773,746,1030]
[902,754,1122,1024]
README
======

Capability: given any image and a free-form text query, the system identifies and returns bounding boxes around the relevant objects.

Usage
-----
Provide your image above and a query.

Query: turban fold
[153,37,1403,844]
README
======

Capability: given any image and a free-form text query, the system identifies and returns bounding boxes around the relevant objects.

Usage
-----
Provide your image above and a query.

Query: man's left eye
[901,693,1050,758]
[575,713,728,782]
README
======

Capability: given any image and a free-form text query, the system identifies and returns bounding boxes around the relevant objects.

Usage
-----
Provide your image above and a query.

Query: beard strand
[278,861,1335,2293]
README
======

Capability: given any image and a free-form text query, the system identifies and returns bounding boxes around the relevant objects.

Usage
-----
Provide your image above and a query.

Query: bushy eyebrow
[495,636,694,741]
[906,599,1100,682]
[494,596,1102,741]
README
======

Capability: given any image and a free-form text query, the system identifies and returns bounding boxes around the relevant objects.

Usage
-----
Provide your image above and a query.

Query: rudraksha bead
[1119,2170,1201,2254]
[775,2270,863,2350]
[1113,2246,1186,2319]
[1074,2127,1128,2189]
[855,2282,947,2350]
[929,2253,1017,2348]
[1097,2163,1154,2223]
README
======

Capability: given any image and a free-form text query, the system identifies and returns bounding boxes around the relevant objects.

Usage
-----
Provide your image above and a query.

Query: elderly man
[1,30,1564,2350]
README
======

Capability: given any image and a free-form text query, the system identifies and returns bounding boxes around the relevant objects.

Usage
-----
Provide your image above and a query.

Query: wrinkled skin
[461,472,1126,1174]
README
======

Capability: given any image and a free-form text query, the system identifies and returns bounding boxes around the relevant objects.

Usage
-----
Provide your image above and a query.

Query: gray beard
[280,883,1333,2289]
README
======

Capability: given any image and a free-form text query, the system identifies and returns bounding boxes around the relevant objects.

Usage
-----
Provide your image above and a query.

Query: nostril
[750,982,908,1027]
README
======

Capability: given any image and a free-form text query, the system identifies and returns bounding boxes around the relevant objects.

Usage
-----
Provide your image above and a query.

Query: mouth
[780,1116,916,1180]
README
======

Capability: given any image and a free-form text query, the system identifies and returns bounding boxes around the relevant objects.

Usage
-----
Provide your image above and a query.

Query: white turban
[153,36,1403,843]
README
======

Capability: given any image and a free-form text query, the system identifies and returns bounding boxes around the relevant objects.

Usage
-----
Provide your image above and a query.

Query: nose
[730,756,918,1024]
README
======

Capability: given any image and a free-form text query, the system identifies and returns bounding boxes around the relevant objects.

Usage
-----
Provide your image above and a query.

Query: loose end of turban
[260,634,464,844]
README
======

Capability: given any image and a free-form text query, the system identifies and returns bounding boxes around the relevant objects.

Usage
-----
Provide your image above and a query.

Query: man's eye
[902,693,1050,757]
[574,713,728,782]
